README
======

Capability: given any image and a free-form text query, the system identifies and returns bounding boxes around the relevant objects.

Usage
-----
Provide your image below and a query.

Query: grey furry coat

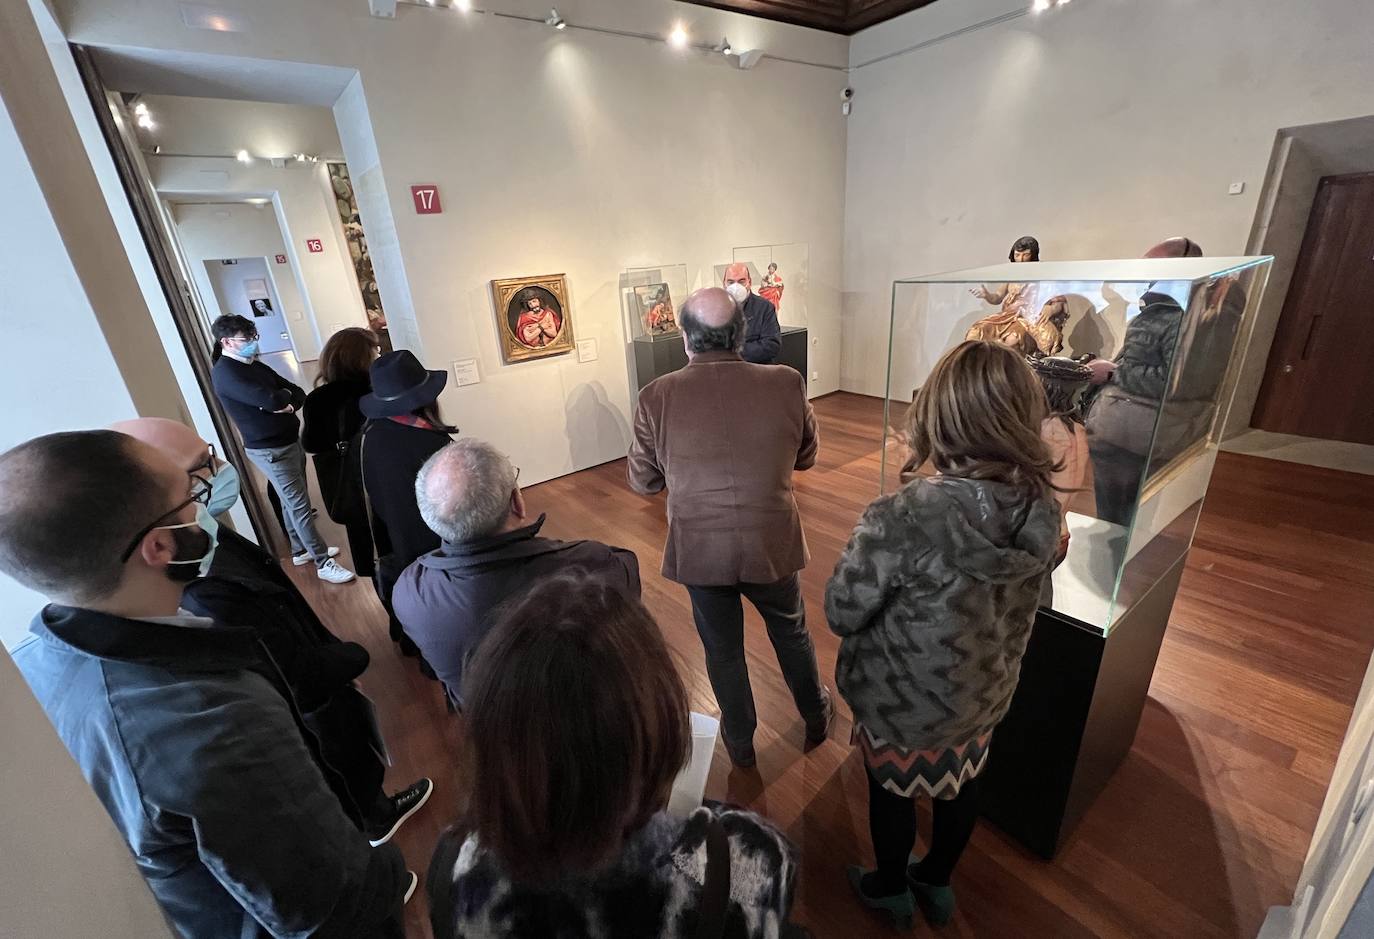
[825,476,1058,752]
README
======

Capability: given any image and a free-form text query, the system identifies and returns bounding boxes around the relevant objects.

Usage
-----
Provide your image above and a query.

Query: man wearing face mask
[0,430,414,938]
[723,262,782,364]
[210,313,355,584]
[112,418,434,845]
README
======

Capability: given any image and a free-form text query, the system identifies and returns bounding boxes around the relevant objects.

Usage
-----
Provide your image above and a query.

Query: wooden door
[1252,172,1374,444]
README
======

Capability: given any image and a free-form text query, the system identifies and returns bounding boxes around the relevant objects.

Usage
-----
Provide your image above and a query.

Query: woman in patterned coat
[825,341,1059,928]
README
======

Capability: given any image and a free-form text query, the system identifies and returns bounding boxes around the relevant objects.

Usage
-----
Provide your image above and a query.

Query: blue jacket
[13,605,406,938]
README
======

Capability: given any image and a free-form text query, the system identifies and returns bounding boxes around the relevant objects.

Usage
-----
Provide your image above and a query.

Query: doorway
[1251,172,1374,445]
[203,257,294,354]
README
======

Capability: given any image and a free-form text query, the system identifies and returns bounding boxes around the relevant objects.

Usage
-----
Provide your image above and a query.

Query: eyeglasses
[233,332,260,343]
[190,443,219,487]
[119,474,213,562]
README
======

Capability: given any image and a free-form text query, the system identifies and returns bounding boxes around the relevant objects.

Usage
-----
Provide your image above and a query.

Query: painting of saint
[634,283,678,337]
[491,274,576,363]
[759,262,784,313]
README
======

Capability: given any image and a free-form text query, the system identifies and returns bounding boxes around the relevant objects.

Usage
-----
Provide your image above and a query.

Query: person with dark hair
[427,575,804,938]
[1009,235,1040,262]
[826,341,1058,928]
[112,416,434,846]
[210,313,354,583]
[359,349,456,661]
[0,430,414,938]
[628,287,833,769]
[394,437,640,708]
[722,261,782,363]
[302,327,381,577]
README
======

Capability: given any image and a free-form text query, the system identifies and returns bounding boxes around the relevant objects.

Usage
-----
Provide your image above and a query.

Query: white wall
[54,0,850,486]
[841,0,1374,398]
[203,255,294,355]
[171,201,309,342]
[154,154,368,359]
[133,93,345,161]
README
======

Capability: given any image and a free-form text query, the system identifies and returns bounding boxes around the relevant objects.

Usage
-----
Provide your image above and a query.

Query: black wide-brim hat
[360,349,448,418]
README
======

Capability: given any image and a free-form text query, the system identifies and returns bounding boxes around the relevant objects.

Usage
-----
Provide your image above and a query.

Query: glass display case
[883,257,1273,634]
[713,242,809,329]
[622,263,690,342]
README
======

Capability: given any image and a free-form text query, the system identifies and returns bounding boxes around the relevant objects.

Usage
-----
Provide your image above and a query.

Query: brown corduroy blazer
[627,350,818,586]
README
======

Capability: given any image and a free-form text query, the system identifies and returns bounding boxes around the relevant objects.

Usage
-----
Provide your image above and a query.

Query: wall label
[274,254,288,264]
[411,185,442,215]
[306,238,324,253]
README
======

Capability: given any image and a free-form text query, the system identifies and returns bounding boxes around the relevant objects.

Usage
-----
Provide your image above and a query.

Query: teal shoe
[845,864,915,929]
[906,854,956,925]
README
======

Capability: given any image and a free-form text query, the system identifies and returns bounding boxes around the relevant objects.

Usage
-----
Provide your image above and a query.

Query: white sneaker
[316,558,356,584]
[293,546,340,566]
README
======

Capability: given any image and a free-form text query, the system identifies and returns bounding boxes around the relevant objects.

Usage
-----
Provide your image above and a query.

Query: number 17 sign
[410,184,442,215]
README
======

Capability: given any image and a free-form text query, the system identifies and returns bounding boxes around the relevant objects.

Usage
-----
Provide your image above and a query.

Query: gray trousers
[685,572,827,747]
[244,441,330,562]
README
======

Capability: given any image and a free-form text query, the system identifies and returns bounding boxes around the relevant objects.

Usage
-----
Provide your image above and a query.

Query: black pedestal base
[979,553,1187,858]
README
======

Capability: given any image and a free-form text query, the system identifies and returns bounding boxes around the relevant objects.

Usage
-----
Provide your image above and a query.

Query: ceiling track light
[235,149,252,163]
[452,0,471,9]
[545,7,565,29]
[668,24,688,48]
[717,36,733,56]
[1031,0,1051,11]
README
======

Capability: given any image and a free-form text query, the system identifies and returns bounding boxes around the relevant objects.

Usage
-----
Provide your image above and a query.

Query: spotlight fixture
[136,114,156,130]
[668,24,688,48]
[295,152,306,162]
[133,101,149,117]
[235,149,252,163]
[1031,0,1051,10]
[717,37,733,56]
[545,8,565,29]
[1056,0,1072,4]
[153,144,162,154]
[453,0,470,9]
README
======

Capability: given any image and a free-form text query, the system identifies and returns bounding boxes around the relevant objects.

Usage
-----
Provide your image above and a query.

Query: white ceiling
[1287,114,1374,176]
[90,44,357,106]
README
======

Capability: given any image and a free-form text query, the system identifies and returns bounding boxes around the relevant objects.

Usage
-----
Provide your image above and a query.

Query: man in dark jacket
[113,417,434,847]
[628,287,832,768]
[210,313,354,584]
[0,430,413,938]
[723,262,782,364]
[393,437,640,708]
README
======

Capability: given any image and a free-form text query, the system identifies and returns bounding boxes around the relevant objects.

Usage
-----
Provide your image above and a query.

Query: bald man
[112,418,434,847]
[723,261,782,364]
[628,287,832,768]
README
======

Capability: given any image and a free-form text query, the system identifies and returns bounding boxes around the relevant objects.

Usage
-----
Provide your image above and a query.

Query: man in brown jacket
[628,286,833,768]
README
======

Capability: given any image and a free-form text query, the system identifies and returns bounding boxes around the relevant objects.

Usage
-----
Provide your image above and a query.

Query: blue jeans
[244,441,330,562]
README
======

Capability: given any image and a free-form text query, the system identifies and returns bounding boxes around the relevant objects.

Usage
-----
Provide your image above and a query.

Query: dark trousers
[866,770,980,893]
[1088,440,1146,528]
[685,572,826,746]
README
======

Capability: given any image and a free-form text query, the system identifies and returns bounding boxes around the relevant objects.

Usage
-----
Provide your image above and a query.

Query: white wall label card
[452,358,481,386]
[576,338,598,363]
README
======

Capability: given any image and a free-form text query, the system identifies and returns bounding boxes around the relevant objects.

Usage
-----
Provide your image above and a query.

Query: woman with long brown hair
[825,341,1060,927]
[427,574,804,938]
[302,327,380,577]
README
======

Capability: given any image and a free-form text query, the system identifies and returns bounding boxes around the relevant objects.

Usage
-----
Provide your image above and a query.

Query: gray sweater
[825,476,1058,752]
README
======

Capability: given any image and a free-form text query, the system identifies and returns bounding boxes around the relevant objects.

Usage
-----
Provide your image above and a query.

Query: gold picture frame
[491,273,575,364]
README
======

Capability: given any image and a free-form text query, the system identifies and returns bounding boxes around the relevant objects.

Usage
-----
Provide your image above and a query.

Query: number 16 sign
[411,184,442,215]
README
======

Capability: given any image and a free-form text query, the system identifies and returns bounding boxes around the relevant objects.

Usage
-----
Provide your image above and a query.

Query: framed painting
[491,273,575,364]
[633,282,679,338]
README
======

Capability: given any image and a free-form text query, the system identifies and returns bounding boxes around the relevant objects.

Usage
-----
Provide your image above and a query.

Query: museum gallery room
[2,0,1374,936]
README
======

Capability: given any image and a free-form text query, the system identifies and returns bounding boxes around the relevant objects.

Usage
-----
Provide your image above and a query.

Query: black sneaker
[804,687,836,751]
[368,778,434,846]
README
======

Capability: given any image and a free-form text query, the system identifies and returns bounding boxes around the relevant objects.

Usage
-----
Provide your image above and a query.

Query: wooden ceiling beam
[676,0,939,36]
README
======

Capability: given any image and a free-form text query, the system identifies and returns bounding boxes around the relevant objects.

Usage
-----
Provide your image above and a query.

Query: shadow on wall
[564,380,631,470]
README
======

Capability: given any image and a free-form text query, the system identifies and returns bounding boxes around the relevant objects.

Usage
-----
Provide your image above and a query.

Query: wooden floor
[284,392,1374,938]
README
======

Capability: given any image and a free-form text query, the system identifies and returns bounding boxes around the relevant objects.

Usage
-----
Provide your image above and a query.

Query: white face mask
[724,282,749,306]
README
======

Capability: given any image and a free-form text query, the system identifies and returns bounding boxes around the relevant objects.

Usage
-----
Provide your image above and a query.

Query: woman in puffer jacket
[825,341,1059,928]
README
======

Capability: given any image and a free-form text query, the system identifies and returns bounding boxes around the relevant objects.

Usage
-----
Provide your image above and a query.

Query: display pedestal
[631,327,809,391]
[978,552,1186,859]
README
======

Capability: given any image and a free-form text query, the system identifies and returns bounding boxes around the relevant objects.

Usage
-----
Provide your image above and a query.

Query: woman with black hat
[358,350,457,660]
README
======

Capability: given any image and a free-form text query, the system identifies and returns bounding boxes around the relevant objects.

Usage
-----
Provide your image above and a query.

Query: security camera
[842,87,854,100]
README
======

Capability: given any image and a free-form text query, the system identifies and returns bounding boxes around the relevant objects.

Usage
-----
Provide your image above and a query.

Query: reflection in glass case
[713,242,809,328]
[882,257,1273,634]
[622,264,689,343]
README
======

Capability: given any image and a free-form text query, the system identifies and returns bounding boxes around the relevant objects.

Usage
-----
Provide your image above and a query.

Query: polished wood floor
[283,392,1374,938]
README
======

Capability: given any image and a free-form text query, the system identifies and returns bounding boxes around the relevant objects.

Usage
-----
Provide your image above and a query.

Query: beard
[165,526,211,583]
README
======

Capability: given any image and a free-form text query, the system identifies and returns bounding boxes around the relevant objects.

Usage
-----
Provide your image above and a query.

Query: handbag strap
[693,815,732,939]
[357,424,380,566]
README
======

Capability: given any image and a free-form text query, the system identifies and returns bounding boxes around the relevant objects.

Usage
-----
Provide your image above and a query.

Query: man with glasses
[210,313,354,583]
[0,430,414,937]
[393,438,640,709]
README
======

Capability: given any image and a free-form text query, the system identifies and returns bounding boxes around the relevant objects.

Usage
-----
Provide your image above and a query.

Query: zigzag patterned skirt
[854,723,992,800]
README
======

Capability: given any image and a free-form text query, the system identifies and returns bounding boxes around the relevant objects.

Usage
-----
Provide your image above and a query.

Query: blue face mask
[159,503,220,577]
[205,463,241,517]
[236,340,260,359]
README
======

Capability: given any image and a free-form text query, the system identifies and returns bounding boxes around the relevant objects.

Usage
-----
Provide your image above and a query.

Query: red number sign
[306,238,323,253]
[274,254,287,264]
[411,185,442,214]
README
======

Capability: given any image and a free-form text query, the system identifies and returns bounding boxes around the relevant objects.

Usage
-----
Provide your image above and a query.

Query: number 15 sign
[410,184,442,215]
